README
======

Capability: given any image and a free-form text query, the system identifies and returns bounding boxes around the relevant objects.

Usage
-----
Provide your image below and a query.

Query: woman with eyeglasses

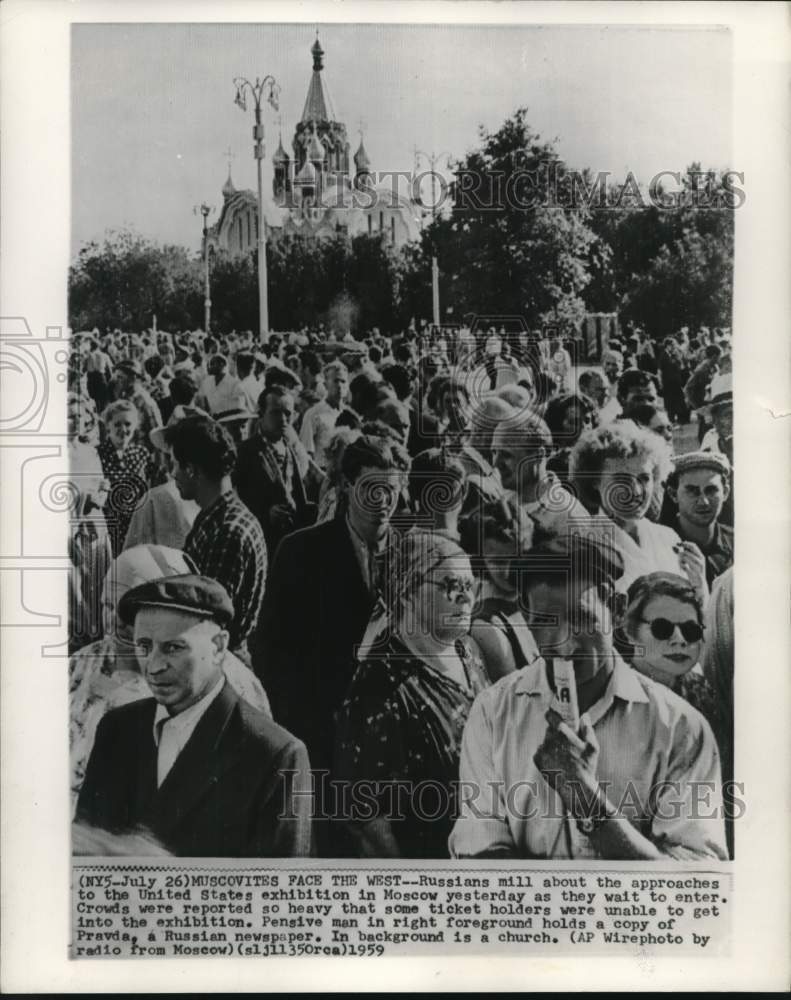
[619,572,718,733]
[334,530,489,858]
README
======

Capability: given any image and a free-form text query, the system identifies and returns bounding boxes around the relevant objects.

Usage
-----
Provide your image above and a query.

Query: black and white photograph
[1,1,789,991]
[67,19,736,864]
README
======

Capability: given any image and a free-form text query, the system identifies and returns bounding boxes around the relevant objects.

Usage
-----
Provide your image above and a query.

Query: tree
[586,164,735,335]
[412,108,603,332]
[68,229,203,331]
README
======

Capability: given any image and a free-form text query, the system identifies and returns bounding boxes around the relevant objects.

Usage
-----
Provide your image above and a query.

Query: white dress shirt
[152,676,225,787]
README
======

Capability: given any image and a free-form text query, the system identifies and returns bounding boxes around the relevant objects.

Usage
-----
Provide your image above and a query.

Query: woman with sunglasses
[620,572,717,729]
[335,530,489,859]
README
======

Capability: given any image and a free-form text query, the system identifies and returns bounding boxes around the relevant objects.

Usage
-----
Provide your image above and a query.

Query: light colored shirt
[598,395,622,424]
[153,676,225,786]
[589,514,684,592]
[197,373,246,415]
[239,373,263,413]
[449,655,727,861]
[122,480,199,552]
[300,398,340,469]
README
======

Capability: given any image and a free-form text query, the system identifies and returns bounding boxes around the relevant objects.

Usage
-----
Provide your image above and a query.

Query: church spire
[301,31,336,123]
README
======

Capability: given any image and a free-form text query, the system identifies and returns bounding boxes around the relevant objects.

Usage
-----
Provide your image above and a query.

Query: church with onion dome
[207,35,422,256]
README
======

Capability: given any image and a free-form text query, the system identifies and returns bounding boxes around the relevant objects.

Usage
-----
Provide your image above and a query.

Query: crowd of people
[68,318,735,860]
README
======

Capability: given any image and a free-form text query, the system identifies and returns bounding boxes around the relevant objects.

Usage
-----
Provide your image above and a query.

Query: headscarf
[358,530,468,658]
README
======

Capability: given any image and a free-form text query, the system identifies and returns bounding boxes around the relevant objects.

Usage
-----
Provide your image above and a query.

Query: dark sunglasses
[640,618,703,643]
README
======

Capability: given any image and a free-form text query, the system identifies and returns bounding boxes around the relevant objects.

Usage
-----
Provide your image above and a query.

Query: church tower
[272,130,291,204]
[353,132,372,190]
[293,34,350,192]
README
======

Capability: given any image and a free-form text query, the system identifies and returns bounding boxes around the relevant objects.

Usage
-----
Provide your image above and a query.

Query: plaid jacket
[184,490,267,648]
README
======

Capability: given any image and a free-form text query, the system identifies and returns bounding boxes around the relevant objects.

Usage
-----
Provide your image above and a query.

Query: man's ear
[722,478,731,502]
[211,629,229,661]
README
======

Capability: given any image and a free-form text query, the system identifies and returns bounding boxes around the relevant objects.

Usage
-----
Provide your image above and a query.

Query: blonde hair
[102,399,139,426]
[570,420,672,511]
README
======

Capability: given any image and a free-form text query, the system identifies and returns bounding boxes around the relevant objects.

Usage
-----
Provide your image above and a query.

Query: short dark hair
[258,383,294,412]
[341,433,411,484]
[544,393,597,446]
[368,345,382,365]
[144,355,164,379]
[300,349,322,376]
[235,352,254,378]
[349,372,382,416]
[165,415,236,482]
[169,371,197,405]
[408,448,466,513]
[381,363,414,402]
[426,374,469,415]
[616,369,658,405]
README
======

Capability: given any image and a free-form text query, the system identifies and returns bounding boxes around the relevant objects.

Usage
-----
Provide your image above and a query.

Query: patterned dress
[335,635,489,858]
[98,440,150,557]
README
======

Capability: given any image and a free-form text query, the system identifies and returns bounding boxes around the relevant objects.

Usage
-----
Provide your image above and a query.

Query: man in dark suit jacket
[233,384,315,558]
[255,435,409,792]
[76,574,312,857]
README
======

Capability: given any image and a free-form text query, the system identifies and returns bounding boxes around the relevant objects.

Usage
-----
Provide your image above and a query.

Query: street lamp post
[193,203,214,334]
[414,149,452,329]
[234,74,280,342]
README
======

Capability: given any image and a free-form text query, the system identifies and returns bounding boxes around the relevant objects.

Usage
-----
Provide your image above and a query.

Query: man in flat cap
[449,532,727,861]
[76,574,312,857]
[665,450,733,586]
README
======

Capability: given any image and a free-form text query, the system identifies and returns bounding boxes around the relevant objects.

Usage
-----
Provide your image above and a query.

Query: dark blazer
[234,434,314,557]
[76,682,313,858]
[254,516,376,776]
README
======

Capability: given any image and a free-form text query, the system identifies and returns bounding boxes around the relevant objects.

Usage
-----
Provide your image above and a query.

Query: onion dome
[222,170,236,199]
[354,138,371,171]
[273,136,289,164]
[295,158,317,185]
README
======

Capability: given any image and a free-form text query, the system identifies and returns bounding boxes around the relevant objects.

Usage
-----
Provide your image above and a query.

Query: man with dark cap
[76,574,312,857]
[450,532,727,861]
[665,450,733,586]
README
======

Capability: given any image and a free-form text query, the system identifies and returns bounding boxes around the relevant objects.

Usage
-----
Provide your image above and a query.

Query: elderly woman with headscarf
[69,543,270,812]
[334,530,489,859]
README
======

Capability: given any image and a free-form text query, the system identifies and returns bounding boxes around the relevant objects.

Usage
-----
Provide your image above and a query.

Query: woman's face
[599,454,654,522]
[108,412,138,451]
[409,555,476,645]
[67,398,83,439]
[561,403,593,440]
[629,594,702,685]
[649,412,674,443]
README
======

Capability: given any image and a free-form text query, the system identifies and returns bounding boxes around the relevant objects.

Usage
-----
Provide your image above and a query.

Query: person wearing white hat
[700,372,733,462]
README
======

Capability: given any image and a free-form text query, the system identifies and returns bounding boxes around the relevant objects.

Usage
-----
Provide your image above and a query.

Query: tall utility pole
[233,74,280,341]
[414,149,452,329]
[193,203,214,333]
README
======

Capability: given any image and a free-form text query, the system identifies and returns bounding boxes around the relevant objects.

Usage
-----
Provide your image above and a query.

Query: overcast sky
[71,22,732,255]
